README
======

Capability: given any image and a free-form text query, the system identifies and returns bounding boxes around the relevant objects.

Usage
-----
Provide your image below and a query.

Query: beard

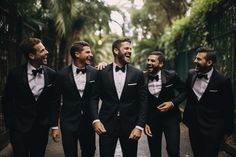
[195,63,209,73]
[117,53,130,65]
[147,65,159,75]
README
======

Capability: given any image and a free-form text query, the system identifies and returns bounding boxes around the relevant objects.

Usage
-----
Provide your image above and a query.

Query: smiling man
[144,51,185,157]
[183,46,234,157]
[55,41,97,157]
[2,37,58,157]
[90,38,147,157]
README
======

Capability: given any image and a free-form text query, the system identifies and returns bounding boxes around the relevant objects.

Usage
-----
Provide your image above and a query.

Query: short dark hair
[18,37,42,59]
[196,46,217,64]
[112,38,131,55]
[70,41,90,60]
[148,51,165,64]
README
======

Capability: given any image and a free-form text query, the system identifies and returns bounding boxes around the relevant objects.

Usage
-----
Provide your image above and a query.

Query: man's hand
[224,134,236,144]
[129,128,142,140]
[93,121,107,135]
[157,101,174,112]
[96,62,108,70]
[145,124,152,137]
[51,128,60,143]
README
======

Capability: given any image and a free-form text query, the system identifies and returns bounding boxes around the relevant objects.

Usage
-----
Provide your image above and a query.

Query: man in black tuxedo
[144,51,185,157]
[90,38,147,157]
[55,41,96,157]
[183,47,234,157]
[2,37,59,157]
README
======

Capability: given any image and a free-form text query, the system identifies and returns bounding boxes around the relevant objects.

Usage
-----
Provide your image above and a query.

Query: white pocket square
[209,89,218,92]
[128,83,137,86]
[165,84,173,88]
[89,80,95,83]
[47,84,53,87]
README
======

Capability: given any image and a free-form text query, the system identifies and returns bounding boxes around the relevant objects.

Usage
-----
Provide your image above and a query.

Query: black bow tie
[148,75,159,81]
[76,68,86,74]
[115,66,125,72]
[32,68,43,76]
[196,73,208,80]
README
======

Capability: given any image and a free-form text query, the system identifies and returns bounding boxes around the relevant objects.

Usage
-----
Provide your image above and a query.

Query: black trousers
[99,118,138,157]
[188,126,224,157]
[10,125,49,157]
[61,118,96,157]
[147,118,180,157]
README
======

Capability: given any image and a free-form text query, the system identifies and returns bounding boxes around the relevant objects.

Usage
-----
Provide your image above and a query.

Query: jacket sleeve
[223,78,234,135]
[172,72,187,106]
[2,70,15,129]
[136,72,148,128]
[50,71,61,128]
[89,70,100,122]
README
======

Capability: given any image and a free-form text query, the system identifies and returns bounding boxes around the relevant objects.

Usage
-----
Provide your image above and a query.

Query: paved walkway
[45,123,232,157]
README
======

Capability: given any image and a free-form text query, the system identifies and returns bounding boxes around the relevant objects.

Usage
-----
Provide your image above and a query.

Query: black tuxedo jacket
[2,63,57,132]
[56,65,98,131]
[90,63,147,134]
[145,69,186,126]
[183,69,234,135]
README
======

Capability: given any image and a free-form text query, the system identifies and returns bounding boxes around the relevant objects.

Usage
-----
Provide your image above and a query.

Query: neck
[201,67,213,74]
[29,61,40,69]
[74,60,86,68]
[114,59,125,67]
[150,69,161,76]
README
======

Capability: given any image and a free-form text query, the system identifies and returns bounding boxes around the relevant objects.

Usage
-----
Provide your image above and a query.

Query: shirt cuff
[170,101,174,107]
[92,119,100,124]
[51,126,59,130]
[135,126,143,131]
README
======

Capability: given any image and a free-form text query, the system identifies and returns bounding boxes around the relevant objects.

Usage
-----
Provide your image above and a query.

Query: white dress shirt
[113,63,126,99]
[27,63,44,100]
[148,71,162,98]
[193,68,213,100]
[72,64,86,97]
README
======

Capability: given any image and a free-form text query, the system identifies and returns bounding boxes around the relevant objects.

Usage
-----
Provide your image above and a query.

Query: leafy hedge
[160,0,224,59]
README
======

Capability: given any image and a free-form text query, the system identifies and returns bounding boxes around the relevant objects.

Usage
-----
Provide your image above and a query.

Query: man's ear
[28,53,35,60]
[159,62,164,68]
[75,51,80,58]
[207,60,213,66]
[114,49,119,55]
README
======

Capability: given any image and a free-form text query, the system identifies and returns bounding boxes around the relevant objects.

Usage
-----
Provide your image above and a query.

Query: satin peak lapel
[83,68,91,97]
[68,65,82,98]
[120,65,131,99]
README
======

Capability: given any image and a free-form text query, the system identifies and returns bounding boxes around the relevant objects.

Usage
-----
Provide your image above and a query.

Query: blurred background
[0,0,236,156]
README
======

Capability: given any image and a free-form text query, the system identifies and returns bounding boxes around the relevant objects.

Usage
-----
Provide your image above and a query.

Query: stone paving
[45,123,232,157]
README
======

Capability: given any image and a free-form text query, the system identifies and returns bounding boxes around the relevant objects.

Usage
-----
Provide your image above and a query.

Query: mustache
[147,64,153,67]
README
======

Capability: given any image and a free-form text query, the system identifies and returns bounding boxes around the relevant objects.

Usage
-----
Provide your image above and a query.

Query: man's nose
[127,51,132,55]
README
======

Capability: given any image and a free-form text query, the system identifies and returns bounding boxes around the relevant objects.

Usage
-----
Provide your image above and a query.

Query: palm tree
[48,0,112,69]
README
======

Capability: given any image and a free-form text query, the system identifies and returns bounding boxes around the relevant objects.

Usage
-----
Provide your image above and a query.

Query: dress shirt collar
[27,62,43,75]
[149,70,161,82]
[113,62,127,73]
[197,68,213,80]
[72,64,86,76]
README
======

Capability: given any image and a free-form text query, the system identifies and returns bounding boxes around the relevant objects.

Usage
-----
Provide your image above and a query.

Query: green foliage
[160,0,224,59]
[131,0,189,39]
[130,0,189,65]
[1,0,46,29]
[133,39,160,69]
[84,33,114,65]
[48,0,112,40]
